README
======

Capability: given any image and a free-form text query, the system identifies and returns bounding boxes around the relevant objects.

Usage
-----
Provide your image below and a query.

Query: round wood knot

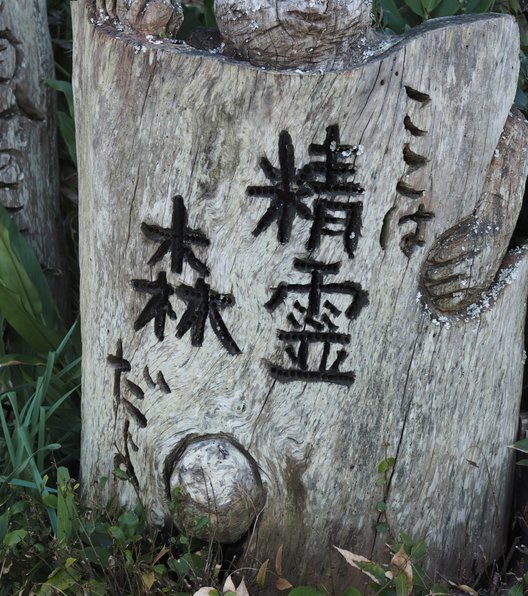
[165,434,265,543]
[215,0,372,70]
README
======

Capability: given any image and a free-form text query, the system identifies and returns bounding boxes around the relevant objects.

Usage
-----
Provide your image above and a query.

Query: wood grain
[74,1,528,587]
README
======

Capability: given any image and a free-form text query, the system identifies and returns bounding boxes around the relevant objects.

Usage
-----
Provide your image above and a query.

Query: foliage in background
[0,195,81,522]
[177,0,217,39]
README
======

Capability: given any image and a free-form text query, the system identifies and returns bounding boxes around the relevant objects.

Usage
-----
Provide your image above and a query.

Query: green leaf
[421,0,444,13]
[378,457,396,473]
[10,500,28,515]
[394,572,408,596]
[118,511,140,539]
[516,459,528,466]
[410,539,427,561]
[357,561,387,583]
[340,588,362,596]
[113,468,129,480]
[56,111,77,166]
[288,589,327,596]
[0,203,63,339]
[399,532,414,551]
[203,0,217,27]
[512,438,528,453]
[83,545,111,566]
[3,528,27,546]
[57,466,76,541]
[194,515,209,531]
[411,563,428,590]
[376,521,390,533]
[109,525,127,543]
[465,0,494,12]
[402,0,426,18]
[378,461,389,473]
[40,565,81,592]
[45,79,74,117]
[508,585,524,596]
[0,268,59,353]
[0,510,10,542]
[379,0,409,33]
[376,501,387,512]
[431,0,461,17]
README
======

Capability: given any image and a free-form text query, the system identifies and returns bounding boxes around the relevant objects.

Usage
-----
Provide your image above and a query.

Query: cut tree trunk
[0,0,68,315]
[74,0,528,589]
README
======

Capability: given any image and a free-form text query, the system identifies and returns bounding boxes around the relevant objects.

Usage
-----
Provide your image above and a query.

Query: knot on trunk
[165,434,266,543]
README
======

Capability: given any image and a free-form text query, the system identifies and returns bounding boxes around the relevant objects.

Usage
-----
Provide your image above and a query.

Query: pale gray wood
[74,0,528,588]
[215,0,381,69]
[0,0,68,313]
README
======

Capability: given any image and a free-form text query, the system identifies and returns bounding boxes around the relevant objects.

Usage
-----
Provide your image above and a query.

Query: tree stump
[74,0,528,588]
[0,0,68,310]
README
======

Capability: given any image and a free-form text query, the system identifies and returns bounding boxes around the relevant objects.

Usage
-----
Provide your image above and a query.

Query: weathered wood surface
[95,0,183,36]
[75,0,528,588]
[0,0,67,310]
[215,0,381,69]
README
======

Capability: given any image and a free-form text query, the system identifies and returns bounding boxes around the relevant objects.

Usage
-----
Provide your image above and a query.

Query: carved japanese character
[265,258,369,320]
[398,203,435,257]
[141,195,210,276]
[175,278,241,354]
[302,124,364,196]
[268,330,355,386]
[107,338,131,406]
[307,199,363,257]
[247,130,312,244]
[265,258,368,385]
[131,271,177,341]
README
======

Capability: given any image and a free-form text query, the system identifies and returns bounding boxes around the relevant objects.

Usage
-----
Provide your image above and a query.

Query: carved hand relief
[421,109,527,315]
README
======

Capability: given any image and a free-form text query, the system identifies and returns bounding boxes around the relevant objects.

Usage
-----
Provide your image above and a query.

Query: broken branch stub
[215,0,379,70]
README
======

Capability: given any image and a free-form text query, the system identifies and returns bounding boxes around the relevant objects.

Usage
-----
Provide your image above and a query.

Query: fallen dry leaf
[334,546,382,583]
[223,575,237,592]
[256,559,269,587]
[456,584,478,596]
[276,577,293,590]
[275,544,284,576]
[390,545,413,594]
[236,577,250,596]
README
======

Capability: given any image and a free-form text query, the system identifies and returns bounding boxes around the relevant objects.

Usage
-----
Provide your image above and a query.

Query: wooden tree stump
[74,0,528,588]
[0,0,68,309]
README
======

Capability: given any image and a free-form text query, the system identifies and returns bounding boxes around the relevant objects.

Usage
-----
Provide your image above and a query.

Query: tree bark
[0,0,68,314]
[74,0,528,588]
